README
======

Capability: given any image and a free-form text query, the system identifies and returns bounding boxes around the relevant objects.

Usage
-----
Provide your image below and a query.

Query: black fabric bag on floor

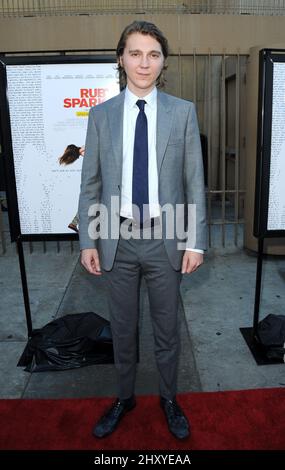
[257,314,285,362]
[17,312,114,372]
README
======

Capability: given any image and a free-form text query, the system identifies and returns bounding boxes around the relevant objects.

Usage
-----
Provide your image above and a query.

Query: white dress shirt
[121,86,160,220]
[120,86,203,255]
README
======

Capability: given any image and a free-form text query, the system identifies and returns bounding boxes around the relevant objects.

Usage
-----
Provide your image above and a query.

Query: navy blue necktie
[132,99,149,223]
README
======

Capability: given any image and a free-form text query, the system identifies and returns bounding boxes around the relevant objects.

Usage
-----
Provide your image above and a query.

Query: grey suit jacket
[78,89,206,271]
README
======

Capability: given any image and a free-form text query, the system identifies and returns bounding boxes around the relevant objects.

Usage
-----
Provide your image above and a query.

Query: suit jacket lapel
[108,89,125,183]
[157,91,173,174]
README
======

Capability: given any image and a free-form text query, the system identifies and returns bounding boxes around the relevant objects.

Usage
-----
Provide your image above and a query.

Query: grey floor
[0,210,284,400]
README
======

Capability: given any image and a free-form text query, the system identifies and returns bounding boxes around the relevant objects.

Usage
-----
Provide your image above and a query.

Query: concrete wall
[1,14,285,54]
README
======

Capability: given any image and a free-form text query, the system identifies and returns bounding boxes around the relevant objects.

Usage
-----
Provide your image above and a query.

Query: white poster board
[4,60,119,236]
[254,50,285,238]
[267,62,285,231]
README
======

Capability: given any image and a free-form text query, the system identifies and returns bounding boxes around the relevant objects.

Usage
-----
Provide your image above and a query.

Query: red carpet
[1,388,285,450]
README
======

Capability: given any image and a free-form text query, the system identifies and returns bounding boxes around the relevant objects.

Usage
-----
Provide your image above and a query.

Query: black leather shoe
[93,396,136,438]
[160,397,190,439]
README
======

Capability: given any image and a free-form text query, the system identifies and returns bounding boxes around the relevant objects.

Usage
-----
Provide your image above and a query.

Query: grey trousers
[103,232,182,400]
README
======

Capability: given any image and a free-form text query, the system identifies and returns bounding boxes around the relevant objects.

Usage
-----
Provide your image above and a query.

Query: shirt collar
[125,86,157,110]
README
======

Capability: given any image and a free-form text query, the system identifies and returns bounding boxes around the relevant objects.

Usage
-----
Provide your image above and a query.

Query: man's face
[120,32,165,97]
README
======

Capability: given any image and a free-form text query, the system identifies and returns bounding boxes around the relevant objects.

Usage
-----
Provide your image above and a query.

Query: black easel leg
[16,237,33,337]
[253,237,264,336]
[240,237,278,364]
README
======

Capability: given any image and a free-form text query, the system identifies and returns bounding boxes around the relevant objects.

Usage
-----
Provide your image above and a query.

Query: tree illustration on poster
[0,55,120,335]
[241,49,285,364]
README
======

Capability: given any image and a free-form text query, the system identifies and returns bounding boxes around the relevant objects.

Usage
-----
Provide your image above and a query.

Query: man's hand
[181,251,203,274]
[81,248,102,276]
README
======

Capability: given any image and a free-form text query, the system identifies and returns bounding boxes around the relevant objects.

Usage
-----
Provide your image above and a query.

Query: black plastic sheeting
[257,314,285,362]
[17,312,114,372]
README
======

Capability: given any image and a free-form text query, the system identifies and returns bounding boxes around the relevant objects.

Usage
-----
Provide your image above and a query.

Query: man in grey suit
[79,20,206,440]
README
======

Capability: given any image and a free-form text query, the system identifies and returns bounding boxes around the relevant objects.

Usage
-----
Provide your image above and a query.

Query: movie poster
[5,61,119,235]
[267,61,285,231]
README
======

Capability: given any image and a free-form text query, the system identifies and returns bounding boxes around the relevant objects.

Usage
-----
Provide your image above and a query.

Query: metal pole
[207,50,212,247]
[0,204,6,254]
[221,51,226,247]
[16,237,33,337]
[253,237,264,335]
[193,49,197,104]
[234,52,240,245]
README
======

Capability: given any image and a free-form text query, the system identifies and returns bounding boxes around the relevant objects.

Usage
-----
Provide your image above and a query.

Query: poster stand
[240,237,275,365]
[240,49,285,365]
[0,53,119,337]
[16,237,33,336]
